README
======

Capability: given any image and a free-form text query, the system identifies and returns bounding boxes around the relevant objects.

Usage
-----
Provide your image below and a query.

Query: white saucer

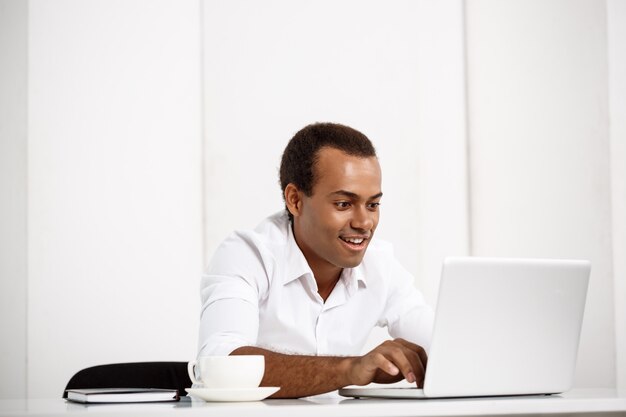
[185,387,280,402]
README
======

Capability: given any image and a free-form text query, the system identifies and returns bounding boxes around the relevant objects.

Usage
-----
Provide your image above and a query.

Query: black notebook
[65,388,179,403]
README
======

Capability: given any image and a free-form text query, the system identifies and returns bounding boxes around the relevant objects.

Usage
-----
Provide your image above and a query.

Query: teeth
[343,237,364,244]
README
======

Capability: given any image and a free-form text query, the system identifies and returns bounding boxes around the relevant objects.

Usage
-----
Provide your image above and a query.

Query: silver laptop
[340,257,590,399]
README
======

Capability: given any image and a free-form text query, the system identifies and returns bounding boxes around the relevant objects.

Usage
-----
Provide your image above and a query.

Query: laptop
[339,256,590,399]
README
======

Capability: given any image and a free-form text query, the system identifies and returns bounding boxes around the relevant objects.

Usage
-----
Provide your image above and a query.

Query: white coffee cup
[187,355,265,389]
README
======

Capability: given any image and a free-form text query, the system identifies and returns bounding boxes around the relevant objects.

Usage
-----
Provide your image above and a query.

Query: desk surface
[1,389,626,417]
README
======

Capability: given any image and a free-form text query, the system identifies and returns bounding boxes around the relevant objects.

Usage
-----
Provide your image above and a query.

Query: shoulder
[206,211,289,276]
[252,210,291,244]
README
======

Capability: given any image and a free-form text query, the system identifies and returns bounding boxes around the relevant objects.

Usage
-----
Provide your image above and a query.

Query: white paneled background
[1,0,624,398]
[466,0,614,389]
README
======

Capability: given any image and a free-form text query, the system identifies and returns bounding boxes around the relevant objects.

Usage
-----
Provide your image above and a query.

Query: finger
[368,352,400,376]
[393,338,428,368]
[393,338,423,355]
[414,346,428,370]
[379,343,420,384]
[392,338,420,350]
[410,351,426,387]
[399,346,425,385]
[385,341,426,386]
[407,348,426,387]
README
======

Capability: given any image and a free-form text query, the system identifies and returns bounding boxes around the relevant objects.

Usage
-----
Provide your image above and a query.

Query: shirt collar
[282,220,368,291]
[341,264,368,296]
[283,222,314,285]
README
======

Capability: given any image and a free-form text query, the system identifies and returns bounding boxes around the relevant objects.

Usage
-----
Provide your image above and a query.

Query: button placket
[315,308,330,355]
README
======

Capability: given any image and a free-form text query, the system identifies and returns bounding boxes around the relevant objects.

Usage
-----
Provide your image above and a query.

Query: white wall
[465,0,614,387]
[25,0,204,398]
[201,0,469,309]
[0,0,27,399]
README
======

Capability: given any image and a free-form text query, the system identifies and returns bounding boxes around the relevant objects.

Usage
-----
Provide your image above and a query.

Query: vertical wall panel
[607,0,626,391]
[27,0,203,397]
[0,0,27,399]
[202,0,469,311]
[466,0,614,387]
[413,1,469,306]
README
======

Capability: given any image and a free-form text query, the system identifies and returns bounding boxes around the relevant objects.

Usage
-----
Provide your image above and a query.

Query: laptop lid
[340,256,590,399]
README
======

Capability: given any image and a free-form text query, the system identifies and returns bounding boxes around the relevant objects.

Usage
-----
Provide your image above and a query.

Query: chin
[339,257,365,269]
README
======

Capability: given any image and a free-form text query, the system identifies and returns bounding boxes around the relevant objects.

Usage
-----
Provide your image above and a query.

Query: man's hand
[232,339,428,398]
[345,338,428,387]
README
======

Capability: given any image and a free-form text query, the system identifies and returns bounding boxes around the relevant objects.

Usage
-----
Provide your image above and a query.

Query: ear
[284,183,304,218]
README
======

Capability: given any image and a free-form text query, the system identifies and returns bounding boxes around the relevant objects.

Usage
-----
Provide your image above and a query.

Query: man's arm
[232,338,427,398]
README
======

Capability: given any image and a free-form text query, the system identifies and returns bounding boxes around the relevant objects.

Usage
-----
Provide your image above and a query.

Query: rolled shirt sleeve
[197,231,271,357]
[198,277,259,356]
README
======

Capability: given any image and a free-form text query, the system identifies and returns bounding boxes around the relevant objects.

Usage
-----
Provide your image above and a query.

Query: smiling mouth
[339,236,369,249]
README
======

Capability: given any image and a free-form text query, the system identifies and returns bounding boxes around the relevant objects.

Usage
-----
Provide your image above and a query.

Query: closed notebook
[65,388,179,403]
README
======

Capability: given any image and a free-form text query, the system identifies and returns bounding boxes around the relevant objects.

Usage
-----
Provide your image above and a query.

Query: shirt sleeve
[381,256,435,353]
[197,231,271,357]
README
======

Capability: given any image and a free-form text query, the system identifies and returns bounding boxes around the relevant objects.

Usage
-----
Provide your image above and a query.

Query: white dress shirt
[198,211,433,358]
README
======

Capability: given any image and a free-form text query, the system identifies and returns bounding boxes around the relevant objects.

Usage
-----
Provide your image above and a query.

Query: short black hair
[279,122,377,219]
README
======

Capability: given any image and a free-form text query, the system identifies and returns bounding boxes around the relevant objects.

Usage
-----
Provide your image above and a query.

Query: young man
[197,123,433,398]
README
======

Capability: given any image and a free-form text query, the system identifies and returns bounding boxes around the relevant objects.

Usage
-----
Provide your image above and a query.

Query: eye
[335,201,351,209]
[367,202,381,211]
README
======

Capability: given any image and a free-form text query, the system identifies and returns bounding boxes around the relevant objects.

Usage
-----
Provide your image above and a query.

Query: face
[286,147,382,278]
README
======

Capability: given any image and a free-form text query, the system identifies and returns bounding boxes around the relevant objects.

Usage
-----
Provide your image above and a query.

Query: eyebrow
[329,190,383,200]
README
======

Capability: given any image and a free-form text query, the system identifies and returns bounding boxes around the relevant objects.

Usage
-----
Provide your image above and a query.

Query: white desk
[1,389,625,417]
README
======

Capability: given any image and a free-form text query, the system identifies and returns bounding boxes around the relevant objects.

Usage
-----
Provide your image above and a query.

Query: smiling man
[197,123,433,398]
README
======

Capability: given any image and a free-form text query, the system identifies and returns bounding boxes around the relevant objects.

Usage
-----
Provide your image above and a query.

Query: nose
[350,205,376,232]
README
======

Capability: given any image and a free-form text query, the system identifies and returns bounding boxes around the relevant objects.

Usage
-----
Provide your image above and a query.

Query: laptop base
[339,387,558,400]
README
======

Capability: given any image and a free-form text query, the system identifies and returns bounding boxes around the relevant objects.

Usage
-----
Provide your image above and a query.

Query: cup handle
[187,360,200,385]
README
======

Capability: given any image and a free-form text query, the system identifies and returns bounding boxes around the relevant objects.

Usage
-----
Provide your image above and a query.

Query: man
[197,123,433,398]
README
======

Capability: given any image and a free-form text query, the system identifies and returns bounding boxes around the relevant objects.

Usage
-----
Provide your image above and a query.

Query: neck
[313,266,342,302]
[291,223,342,302]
